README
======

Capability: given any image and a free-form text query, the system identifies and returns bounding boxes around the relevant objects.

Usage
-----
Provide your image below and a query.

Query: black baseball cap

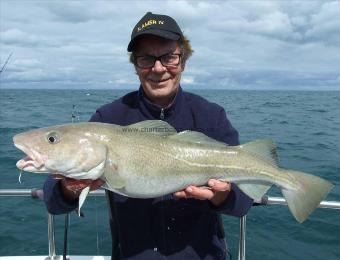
[127,12,183,52]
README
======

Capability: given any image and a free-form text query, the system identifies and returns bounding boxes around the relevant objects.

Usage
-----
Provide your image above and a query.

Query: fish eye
[47,132,60,144]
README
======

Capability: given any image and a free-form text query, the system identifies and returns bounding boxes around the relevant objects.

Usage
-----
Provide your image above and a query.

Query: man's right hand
[53,174,105,202]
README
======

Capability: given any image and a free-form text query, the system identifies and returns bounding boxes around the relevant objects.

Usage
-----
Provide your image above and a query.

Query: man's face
[133,35,184,107]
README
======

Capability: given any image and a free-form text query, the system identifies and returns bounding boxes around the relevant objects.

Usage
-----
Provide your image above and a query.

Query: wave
[306,109,328,113]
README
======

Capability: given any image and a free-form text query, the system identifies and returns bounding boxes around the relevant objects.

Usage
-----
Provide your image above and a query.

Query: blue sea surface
[0,89,339,259]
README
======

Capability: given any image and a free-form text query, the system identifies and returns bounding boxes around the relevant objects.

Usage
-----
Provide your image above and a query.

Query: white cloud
[305,1,340,44]
[12,58,41,68]
[2,29,42,47]
[182,76,196,85]
[40,2,117,23]
[1,0,340,90]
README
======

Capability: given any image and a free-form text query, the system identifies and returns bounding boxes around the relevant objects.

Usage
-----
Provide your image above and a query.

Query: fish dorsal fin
[127,120,177,137]
[169,130,227,148]
[239,139,279,166]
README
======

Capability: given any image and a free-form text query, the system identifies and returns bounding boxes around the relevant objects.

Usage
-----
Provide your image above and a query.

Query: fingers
[52,173,104,197]
[208,179,231,206]
[208,179,231,192]
[62,178,92,193]
[53,174,103,190]
[173,190,188,198]
[52,173,104,202]
[173,179,231,204]
[174,186,214,200]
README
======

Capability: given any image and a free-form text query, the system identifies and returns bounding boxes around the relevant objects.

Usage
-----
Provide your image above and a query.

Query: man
[44,12,253,260]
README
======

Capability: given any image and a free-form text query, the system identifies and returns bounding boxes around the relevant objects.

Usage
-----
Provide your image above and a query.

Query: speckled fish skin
[13,120,333,223]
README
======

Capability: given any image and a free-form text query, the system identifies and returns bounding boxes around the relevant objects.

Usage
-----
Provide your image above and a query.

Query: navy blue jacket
[44,86,253,260]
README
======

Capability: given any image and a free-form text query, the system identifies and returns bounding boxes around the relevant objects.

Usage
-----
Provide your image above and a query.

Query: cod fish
[13,120,333,223]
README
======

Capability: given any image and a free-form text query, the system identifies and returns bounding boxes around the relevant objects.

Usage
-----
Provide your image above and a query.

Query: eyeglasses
[134,53,182,69]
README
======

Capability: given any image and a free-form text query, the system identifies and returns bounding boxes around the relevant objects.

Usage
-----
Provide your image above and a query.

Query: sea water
[0,89,339,259]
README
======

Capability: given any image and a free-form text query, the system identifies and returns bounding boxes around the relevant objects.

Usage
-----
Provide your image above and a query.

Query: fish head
[13,123,108,180]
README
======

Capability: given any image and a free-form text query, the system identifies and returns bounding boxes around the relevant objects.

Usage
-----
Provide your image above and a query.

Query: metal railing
[238,196,340,260]
[0,189,106,260]
[1,189,340,260]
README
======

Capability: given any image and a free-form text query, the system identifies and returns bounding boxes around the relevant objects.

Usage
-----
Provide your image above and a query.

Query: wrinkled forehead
[133,35,180,56]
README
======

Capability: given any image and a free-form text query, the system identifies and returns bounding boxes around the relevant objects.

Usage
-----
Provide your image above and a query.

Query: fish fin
[169,131,227,148]
[78,186,90,216]
[281,170,333,223]
[239,139,279,166]
[127,120,177,137]
[236,183,272,201]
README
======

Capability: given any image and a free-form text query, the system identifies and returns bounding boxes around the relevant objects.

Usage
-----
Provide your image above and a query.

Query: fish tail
[281,170,333,223]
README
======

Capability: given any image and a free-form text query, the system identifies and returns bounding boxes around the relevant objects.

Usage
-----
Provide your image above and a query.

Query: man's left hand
[173,179,231,206]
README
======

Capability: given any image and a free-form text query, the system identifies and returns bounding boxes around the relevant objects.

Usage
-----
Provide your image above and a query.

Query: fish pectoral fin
[169,131,227,148]
[78,186,90,217]
[236,183,272,201]
[127,120,177,137]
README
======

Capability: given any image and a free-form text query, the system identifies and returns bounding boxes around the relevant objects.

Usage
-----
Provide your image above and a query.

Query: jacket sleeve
[43,111,103,215]
[212,109,254,217]
[89,111,103,122]
[43,175,78,215]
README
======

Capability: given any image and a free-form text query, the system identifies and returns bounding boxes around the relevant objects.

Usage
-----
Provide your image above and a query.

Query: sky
[1,0,340,90]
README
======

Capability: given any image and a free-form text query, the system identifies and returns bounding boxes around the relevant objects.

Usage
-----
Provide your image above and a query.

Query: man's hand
[53,174,105,202]
[173,179,231,206]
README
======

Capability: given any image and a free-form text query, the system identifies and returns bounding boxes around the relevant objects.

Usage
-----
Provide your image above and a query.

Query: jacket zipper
[160,108,165,119]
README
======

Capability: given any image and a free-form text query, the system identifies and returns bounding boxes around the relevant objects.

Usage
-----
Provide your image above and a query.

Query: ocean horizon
[1,89,339,259]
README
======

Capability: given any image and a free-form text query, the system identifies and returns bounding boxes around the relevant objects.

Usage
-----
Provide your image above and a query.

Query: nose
[152,60,166,73]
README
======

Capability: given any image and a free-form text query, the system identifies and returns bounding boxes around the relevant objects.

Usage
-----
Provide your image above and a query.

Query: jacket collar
[138,85,183,120]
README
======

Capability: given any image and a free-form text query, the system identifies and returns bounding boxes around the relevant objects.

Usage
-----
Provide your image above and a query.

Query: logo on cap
[127,12,183,52]
[137,19,165,32]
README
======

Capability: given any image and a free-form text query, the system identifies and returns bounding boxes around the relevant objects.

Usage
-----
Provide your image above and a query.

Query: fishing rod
[0,52,13,75]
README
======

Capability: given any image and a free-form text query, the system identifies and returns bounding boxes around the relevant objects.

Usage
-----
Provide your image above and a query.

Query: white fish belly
[116,170,213,198]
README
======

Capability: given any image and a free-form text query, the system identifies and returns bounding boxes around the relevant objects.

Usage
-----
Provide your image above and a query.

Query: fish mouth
[14,143,48,173]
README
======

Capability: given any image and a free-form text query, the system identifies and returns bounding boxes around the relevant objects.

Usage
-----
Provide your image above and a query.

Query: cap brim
[127,29,180,52]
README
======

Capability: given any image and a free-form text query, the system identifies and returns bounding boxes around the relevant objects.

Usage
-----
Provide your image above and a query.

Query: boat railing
[239,197,340,260]
[1,189,340,260]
